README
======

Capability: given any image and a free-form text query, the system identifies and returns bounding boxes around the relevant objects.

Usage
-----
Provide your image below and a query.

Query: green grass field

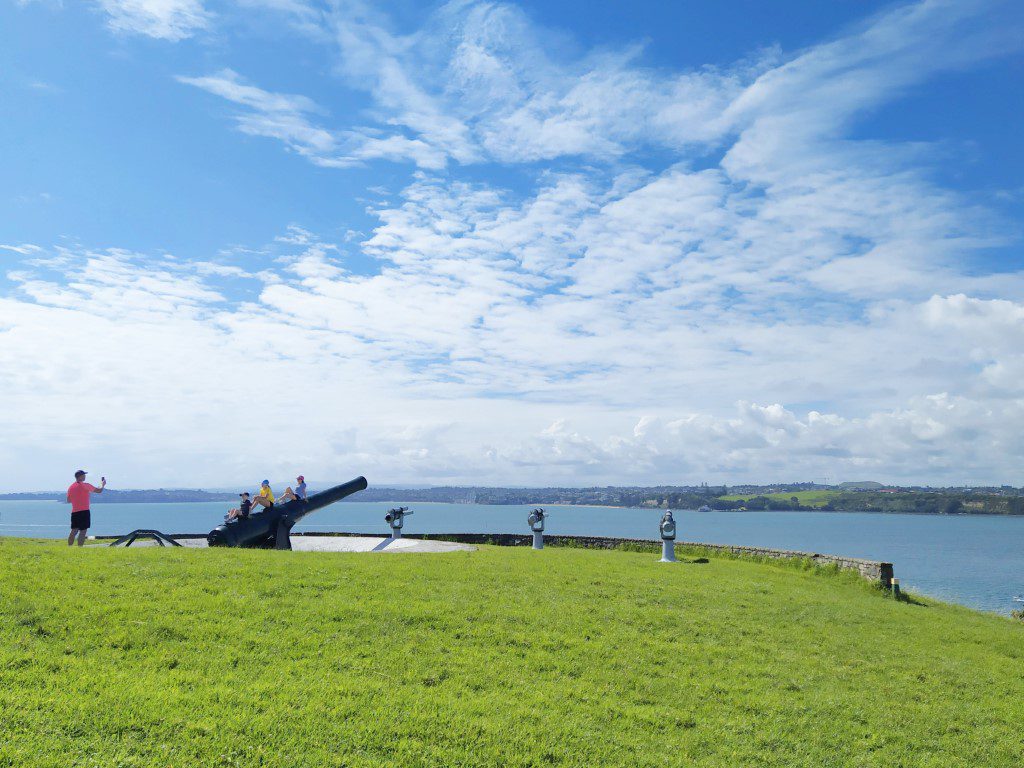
[2,539,1022,767]
[718,490,841,507]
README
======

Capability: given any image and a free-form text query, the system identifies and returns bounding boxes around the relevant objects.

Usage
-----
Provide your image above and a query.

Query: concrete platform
[293,536,474,553]
[97,534,474,553]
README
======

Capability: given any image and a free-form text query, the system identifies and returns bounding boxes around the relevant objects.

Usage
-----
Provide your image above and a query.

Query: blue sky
[1,0,1023,490]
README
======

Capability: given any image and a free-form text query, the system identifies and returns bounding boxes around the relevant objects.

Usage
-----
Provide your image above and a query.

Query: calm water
[2,500,1022,615]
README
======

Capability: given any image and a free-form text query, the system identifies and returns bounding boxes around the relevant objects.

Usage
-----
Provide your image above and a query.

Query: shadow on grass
[896,592,929,608]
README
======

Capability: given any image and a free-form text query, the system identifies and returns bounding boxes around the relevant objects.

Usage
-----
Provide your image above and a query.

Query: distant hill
[4,482,1022,514]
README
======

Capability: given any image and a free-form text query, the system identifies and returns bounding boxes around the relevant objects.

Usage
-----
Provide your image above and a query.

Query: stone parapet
[97,530,893,586]
[401,533,894,587]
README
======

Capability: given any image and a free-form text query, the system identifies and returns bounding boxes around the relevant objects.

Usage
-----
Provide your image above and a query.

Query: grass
[717,490,841,507]
[1,538,1023,767]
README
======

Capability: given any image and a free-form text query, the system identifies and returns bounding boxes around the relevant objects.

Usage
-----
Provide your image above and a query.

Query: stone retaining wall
[674,542,893,586]
[103,530,893,587]
[389,532,894,587]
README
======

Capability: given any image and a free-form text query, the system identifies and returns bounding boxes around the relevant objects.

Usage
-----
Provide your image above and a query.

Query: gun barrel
[208,475,368,548]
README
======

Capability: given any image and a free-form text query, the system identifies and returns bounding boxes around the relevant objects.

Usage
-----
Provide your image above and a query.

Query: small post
[659,510,677,563]
[527,508,546,550]
[385,506,412,539]
[892,577,901,600]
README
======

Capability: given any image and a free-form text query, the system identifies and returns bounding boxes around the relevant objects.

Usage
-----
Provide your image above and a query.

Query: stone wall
[390,532,894,587]
[119,530,893,587]
[672,541,894,586]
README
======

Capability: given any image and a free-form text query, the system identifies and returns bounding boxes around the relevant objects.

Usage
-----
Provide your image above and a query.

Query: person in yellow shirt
[252,479,275,511]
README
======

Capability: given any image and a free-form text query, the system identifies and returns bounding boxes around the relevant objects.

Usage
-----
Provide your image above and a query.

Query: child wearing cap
[225,492,252,521]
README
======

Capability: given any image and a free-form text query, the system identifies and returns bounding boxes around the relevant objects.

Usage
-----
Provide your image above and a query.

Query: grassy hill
[717,490,841,508]
[2,539,1022,767]
[710,490,1024,514]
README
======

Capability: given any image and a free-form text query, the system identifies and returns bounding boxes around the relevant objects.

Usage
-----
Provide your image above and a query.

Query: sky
[1,0,1023,491]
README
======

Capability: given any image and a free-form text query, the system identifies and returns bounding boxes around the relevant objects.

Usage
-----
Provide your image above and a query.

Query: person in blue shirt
[279,475,308,503]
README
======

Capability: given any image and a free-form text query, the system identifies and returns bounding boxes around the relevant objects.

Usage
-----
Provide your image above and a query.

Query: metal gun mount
[659,510,677,563]
[385,506,413,538]
[659,510,677,540]
[207,476,368,550]
[527,508,546,533]
[528,507,547,549]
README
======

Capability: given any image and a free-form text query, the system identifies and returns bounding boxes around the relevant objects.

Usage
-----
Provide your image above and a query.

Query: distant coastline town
[3,481,1023,515]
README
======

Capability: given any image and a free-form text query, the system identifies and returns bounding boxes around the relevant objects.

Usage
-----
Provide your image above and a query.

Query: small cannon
[527,508,547,550]
[659,510,677,563]
[385,506,412,539]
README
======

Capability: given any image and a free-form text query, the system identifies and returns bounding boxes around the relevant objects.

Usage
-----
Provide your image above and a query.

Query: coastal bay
[3,500,1022,614]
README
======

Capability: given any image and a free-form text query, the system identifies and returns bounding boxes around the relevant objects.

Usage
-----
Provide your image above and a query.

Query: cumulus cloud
[2,208,1022,488]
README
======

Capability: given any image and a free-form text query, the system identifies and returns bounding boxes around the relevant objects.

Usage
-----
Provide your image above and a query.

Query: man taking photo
[67,470,106,546]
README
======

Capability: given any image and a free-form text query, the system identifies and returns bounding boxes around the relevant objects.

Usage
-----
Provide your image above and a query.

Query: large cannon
[207,476,368,550]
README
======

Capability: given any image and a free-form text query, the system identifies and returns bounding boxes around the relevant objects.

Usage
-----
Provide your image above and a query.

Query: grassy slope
[1,539,1022,768]
[718,490,840,507]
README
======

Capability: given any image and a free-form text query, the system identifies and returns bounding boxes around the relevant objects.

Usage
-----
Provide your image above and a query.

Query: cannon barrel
[208,476,368,549]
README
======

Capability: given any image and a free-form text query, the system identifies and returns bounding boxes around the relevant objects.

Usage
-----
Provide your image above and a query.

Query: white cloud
[172,3,755,168]
[176,69,341,161]
[721,0,1024,187]
[176,69,452,169]
[3,1,1024,488]
[309,0,1024,171]
[3,176,1022,488]
[180,0,1022,176]
[0,244,44,255]
[315,0,755,166]
[96,0,211,40]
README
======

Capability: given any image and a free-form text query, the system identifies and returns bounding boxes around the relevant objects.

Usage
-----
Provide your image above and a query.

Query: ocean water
[2,499,1022,615]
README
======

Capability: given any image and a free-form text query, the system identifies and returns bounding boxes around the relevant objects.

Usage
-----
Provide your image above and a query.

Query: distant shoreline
[1,495,1021,516]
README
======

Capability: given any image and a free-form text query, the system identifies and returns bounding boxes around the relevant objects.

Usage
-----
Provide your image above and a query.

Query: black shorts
[70,509,91,531]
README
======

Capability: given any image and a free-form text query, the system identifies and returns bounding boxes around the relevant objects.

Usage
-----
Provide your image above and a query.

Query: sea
[2,499,1022,615]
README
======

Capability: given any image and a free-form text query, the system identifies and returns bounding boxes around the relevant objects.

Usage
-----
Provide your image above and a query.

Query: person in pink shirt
[66,470,106,546]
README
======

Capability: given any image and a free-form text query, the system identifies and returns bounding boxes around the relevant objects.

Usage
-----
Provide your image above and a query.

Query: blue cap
[262,479,270,485]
